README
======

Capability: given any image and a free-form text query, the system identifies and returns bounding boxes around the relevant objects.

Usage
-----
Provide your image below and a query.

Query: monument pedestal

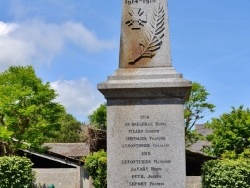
[98,67,191,188]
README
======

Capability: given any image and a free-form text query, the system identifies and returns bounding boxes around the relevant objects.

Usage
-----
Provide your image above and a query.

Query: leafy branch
[129,4,165,64]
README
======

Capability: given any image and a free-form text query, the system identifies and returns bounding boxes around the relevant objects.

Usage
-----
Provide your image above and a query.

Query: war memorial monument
[98,0,192,187]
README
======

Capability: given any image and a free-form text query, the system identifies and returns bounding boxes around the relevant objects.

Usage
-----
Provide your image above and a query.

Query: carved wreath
[129,4,165,64]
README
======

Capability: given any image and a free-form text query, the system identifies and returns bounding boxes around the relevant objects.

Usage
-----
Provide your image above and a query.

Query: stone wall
[34,167,91,188]
[186,176,202,188]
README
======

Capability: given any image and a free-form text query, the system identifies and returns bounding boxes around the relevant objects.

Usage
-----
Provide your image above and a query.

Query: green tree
[185,82,215,146]
[47,113,82,143]
[88,103,107,130]
[0,66,64,154]
[206,106,250,157]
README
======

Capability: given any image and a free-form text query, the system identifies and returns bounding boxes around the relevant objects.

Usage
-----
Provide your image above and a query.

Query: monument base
[99,67,190,100]
[98,67,191,188]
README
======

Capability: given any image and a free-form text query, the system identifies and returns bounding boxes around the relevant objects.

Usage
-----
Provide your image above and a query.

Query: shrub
[84,150,107,188]
[0,156,35,188]
[202,158,250,188]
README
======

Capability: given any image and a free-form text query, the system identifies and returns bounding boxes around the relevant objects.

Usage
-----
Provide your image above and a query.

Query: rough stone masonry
[98,0,192,187]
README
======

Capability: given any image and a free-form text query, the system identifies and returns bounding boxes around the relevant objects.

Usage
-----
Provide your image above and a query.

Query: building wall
[34,167,91,188]
[186,176,202,188]
[34,168,201,188]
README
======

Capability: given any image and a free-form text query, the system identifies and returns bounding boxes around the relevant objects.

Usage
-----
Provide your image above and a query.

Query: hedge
[202,158,250,188]
[84,150,107,188]
[0,156,35,188]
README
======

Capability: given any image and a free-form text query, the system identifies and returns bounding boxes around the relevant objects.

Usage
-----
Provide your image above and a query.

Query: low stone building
[19,143,91,188]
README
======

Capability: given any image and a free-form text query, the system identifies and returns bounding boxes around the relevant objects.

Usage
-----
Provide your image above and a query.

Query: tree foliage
[206,106,250,157]
[0,66,64,153]
[185,82,215,131]
[0,156,35,188]
[88,103,107,130]
[46,113,82,143]
[185,82,215,146]
[84,150,107,188]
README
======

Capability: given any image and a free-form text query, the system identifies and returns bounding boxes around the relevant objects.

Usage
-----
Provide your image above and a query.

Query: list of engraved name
[121,115,171,186]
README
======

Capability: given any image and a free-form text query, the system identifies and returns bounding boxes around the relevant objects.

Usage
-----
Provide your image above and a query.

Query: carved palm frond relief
[129,4,165,65]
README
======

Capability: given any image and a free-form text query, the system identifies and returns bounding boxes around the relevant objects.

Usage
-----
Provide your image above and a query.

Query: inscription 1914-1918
[125,0,157,5]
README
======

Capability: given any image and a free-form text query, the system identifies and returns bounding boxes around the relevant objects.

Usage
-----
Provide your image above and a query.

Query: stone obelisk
[98,0,191,187]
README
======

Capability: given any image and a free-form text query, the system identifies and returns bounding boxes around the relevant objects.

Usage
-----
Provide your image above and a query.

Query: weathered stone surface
[120,0,171,68]
[98,69,191,188]
[97,0,191,187]
[98,67,191,100]
[106,101,186,188]
[186,176,202,188]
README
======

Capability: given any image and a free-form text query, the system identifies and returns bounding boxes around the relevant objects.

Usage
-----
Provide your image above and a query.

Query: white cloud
[50,78,105,122]
[0,22,18,35]
[0,20,116,71]
[63,22,115,52]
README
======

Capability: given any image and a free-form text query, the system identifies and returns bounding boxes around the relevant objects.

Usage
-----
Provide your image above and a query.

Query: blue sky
[0,0,249,123]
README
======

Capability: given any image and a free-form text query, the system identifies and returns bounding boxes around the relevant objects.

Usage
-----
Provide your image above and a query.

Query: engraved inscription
[154,159,171,164]
[140,115,150,119]
[122,115,171,187]
[155,122,166,126]
[132,175,146,178]
[151,167,162,171]
[145,129,159,133]
[128,129,160,133]
[131,167,149,171]
[148,174,161,178]
[129,182,147,186]
[122,160,151,164]
[149,182,165,186]
[122,144,150,148]
[142,152,151,155]
[128,129,144,133]
[149,136,166,140]
[125,0,157,5]
[126,136,147,141]
[153,143,169,147]
[125,122,154,126]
